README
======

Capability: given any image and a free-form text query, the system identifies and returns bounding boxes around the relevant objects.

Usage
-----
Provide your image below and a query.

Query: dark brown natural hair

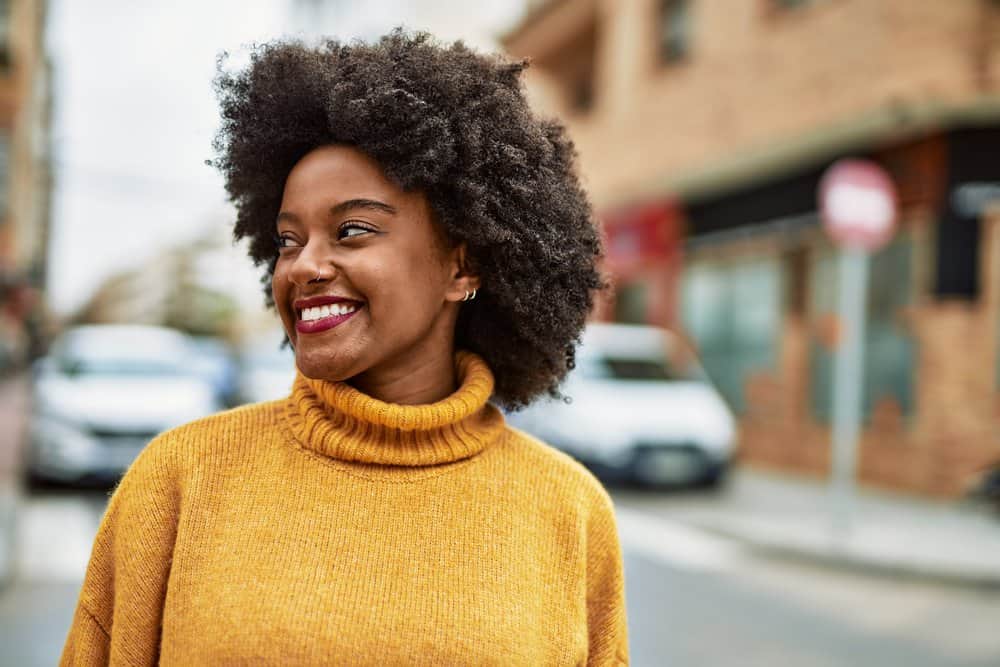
[211,29,604,409]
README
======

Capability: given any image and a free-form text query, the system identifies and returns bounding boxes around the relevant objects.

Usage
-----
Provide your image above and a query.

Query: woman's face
[273,144,472,392]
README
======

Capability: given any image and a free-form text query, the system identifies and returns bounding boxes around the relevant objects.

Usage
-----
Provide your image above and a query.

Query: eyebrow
[277,198,398,224]
[331,198,397,216]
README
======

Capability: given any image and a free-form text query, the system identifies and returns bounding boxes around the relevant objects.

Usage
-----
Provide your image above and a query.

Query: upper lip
[293,295,363,310]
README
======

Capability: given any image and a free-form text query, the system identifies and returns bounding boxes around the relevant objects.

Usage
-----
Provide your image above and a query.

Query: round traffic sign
[819,159,898,251]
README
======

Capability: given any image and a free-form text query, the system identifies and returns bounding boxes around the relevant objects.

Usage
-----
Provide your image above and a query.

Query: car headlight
[32,415,99,465]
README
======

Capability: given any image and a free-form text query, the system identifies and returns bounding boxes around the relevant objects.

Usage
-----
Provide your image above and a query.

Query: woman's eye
[338,223,375,240]
[275,234,301,249]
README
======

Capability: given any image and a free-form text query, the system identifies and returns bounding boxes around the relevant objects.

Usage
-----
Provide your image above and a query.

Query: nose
[288,241,336,287]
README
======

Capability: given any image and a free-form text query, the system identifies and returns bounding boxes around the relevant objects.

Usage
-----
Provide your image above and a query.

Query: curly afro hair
[211,29,605,410]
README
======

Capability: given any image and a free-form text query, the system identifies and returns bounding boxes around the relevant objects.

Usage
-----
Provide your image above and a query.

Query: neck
[348,344,457,405]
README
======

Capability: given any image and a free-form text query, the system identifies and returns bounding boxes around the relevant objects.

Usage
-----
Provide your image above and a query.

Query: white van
[507,323,737,488]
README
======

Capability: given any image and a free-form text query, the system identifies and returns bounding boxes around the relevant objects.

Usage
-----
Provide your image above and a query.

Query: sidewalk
[615,466,1000,589]
[0,373,31,586]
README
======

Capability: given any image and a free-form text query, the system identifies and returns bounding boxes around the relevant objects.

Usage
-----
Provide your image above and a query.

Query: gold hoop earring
[462,288,477,302]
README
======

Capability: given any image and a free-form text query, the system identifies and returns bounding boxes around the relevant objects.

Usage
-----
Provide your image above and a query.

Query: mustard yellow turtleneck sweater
[60,352,628,665]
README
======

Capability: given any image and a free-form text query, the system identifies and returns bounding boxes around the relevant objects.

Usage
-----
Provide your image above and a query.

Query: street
[1,486,998,666]
[617,506,1000,666]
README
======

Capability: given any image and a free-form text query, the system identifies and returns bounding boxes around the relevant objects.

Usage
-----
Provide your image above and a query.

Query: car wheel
[696,462,728,490]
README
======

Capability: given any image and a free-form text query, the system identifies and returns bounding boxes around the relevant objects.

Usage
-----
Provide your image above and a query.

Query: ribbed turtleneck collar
[283,351,505,467]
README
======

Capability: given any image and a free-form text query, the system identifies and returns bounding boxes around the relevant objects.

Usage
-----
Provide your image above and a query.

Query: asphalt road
[623,550,999,666]
[1,488,998,667]
[617,499,1000,667]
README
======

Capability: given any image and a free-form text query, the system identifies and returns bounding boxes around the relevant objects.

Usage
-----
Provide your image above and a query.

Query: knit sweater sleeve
[60,434,183,666]
[586,489,629,666]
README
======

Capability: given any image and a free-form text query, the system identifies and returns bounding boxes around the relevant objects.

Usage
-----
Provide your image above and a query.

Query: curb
[677,519,1000,591]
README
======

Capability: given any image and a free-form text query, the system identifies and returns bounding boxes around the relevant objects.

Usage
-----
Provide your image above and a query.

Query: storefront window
[681,257,782,412]
[659,0,690,64]
[809,236,915,422]
[614,282,649,324]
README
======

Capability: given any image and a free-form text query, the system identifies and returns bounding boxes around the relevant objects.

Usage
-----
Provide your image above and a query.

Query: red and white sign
[819,159,898,252]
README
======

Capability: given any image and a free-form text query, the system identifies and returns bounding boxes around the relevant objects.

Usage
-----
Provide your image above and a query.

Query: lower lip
[295,306,362,334]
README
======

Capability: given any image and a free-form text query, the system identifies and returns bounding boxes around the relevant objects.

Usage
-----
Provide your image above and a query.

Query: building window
[0,0,10,72]
[935,212,980,299]
[771,0,817,9]
[528,12,597,113]
[681,257,782,413]
[571,76,594,112]
[784,248,809,316]
[659,0,690,64]
[809,236,915,423]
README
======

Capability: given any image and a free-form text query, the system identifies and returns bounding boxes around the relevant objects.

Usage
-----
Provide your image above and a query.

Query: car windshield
[50,327,195,378]
[58,356,183,377]
[578,354,704,382]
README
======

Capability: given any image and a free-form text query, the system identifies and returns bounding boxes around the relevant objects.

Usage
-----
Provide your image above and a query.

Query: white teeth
[300,302,359,321]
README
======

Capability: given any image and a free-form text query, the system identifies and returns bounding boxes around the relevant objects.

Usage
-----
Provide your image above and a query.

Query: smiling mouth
[295,302,363,334]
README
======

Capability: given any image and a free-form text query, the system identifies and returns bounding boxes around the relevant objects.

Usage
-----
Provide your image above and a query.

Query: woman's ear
[446,242,481,302]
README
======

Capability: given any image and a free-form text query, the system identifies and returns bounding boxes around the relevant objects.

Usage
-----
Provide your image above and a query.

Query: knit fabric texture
[60,351,629,665]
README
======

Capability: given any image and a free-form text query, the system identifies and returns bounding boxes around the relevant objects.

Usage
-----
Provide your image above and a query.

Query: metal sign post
[829,246,869,544]
[819,159,898,549]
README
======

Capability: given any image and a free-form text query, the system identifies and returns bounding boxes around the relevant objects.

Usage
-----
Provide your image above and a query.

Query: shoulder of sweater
[135,399,286,470]
[498,425,615,511]
[101,401,286,512]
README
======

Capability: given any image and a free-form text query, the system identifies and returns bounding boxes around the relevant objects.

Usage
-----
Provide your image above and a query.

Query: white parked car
[507,323,737,488]
[236,335,297,405]
[28,325,223,485]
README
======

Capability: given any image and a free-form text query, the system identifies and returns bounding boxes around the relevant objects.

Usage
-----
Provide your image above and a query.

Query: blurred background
[2,0,1000,665]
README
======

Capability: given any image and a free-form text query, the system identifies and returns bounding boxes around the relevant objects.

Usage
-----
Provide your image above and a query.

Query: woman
[62,30,627,665]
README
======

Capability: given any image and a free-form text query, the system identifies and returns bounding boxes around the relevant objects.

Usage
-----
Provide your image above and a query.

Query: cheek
[371,251,449,308]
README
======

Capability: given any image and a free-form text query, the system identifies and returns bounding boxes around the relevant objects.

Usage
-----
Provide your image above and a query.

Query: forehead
[282,144,401,202]
[281,145,427,210]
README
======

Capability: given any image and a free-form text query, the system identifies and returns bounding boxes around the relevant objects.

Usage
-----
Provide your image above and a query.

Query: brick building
[504,0,1000,497]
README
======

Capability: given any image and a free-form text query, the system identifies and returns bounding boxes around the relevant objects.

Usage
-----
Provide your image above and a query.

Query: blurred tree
[73,230,241,341]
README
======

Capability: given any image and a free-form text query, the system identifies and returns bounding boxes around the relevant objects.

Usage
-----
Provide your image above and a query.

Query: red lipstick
[296,308,360,334]
[294,295,364,334]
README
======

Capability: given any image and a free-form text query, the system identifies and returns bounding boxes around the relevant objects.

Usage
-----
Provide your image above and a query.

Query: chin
[292,345,365,383]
